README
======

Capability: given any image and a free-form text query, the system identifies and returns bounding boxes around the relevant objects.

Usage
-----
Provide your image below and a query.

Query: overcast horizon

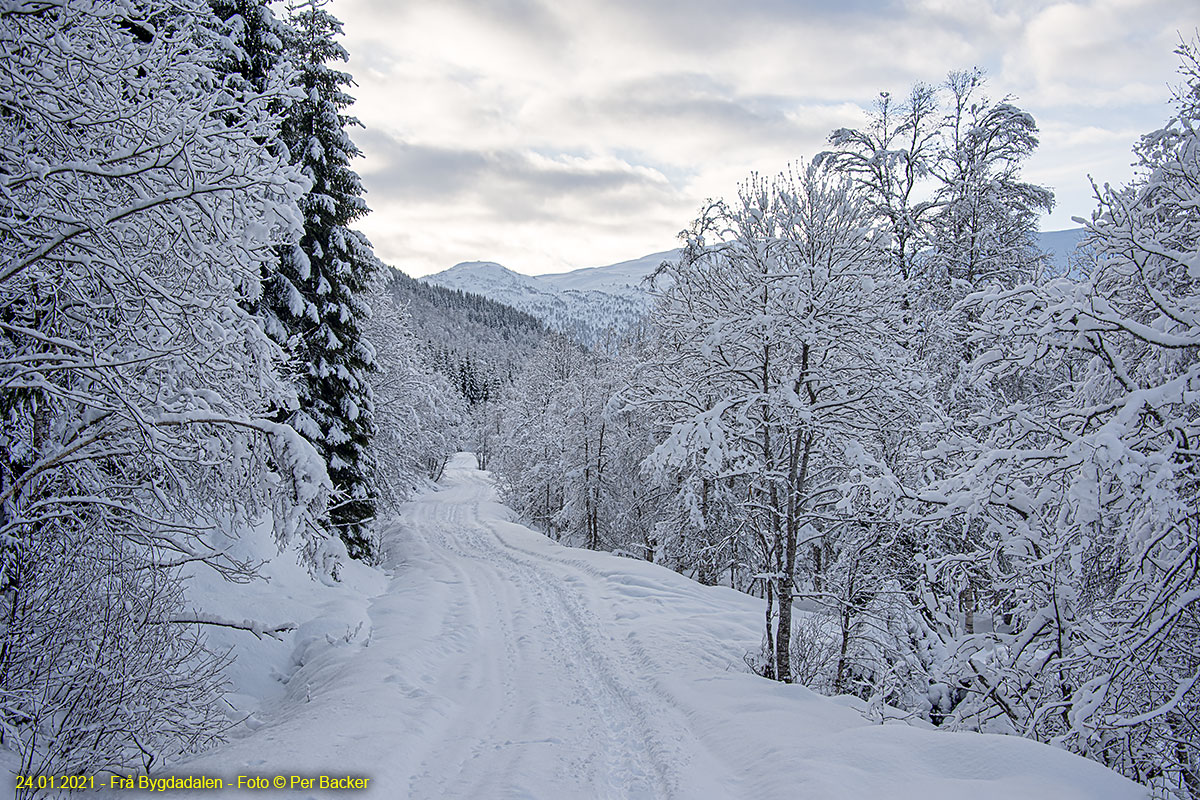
[331,0,1194,278]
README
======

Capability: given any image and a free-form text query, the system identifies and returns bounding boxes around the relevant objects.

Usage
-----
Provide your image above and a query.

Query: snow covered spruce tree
[268,0,381,559]
[210,0,291,93]
[0,0,328,783]
[641,163,924,683]
[923,43,1200,797]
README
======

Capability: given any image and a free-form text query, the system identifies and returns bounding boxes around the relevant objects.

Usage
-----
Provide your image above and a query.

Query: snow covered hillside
[154,454,1139,799]
[423,233,1082,347]
[422,253,676,346]
[538,250,680,295]
[1037,227,1088,273]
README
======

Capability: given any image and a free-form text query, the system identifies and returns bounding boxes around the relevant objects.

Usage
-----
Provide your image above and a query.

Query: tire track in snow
[399,461,684,799]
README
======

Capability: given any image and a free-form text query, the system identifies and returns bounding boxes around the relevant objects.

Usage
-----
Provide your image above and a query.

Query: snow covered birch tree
[0,0,329,781]
[643,163,921,682]
[926,71,1053,297]
[922,69,1053,385]
[818,83,940,289]
[492,335,583,537]
[822,70,1053,656]
[364,281,464,508]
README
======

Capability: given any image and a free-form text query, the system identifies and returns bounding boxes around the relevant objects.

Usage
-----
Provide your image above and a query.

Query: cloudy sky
[330,0,1194,277]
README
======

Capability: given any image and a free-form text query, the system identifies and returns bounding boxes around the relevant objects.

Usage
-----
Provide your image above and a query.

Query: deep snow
[107,454,1143,798]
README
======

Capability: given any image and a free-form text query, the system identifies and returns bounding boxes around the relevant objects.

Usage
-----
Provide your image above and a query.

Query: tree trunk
[762,577,776,680]
[963,580,975,635]
[835,605,852,694]
[775,573,793,682]
[774,428,812,684]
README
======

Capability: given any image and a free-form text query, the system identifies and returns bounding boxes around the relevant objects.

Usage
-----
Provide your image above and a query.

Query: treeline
[382,268,549,407]
[487,56,1200,797]
[0,0,456,786]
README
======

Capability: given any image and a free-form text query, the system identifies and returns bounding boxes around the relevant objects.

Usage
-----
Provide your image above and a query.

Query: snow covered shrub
[648,471,747,585]
[794,537,938,711]
[0,0,327,782]
[0,514,229,781]
[786,612,841,691]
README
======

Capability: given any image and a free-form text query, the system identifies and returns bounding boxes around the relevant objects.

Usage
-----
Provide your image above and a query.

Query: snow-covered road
[173,454,1143,799]
[399,461,706,798]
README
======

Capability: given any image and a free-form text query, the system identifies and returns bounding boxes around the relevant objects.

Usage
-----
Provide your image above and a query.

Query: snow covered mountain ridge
[422,251,677,346]
[423,231,1085,347]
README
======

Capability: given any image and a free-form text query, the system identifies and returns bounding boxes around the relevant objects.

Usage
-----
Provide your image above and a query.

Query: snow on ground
[145,454,1142,799]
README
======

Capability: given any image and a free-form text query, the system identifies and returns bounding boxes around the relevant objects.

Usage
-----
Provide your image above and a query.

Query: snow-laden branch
[160,614,297,641]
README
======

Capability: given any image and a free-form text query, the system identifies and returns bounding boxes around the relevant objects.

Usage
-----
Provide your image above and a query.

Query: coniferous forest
[1,1,1197,797]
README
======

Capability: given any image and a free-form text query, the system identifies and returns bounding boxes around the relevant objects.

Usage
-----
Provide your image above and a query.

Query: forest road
[394,452,725,799]
[169,451,740,800]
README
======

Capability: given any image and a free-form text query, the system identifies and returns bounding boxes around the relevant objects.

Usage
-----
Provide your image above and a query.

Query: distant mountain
[426,261,548,296]
[423,253,677,347]
[1036,228,1087,274]
[538,250,678,295]
[424,232,1084,348]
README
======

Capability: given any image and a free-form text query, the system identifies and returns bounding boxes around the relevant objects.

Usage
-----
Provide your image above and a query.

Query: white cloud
[1003,0,1189,107]
[332,0,1190,276]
